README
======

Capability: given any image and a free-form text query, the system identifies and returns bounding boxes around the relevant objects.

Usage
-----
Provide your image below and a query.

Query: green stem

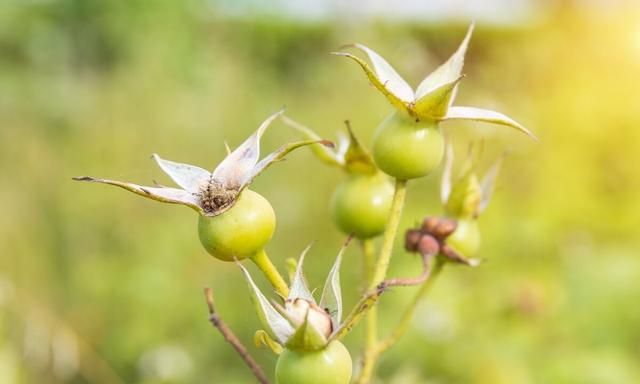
[369,179,407,289]
[377,258,444,354]
[360,239,378,384]
[250,249,289,297]
[357,259,445,384]
[332,179,407,369]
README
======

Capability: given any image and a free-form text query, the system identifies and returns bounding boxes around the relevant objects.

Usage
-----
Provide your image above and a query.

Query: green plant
[74,23,535,384]
[333,23,536,181]
[281,117,393,239]
[74,109,331,297]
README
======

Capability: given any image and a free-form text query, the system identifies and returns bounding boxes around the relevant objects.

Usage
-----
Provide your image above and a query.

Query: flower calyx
[441,142,503,219]
[74,109,333,217]
[281,116,378,176]
[239,239,350,352]
[333,23,537,140]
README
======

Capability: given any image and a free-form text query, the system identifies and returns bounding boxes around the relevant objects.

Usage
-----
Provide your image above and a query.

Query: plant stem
[204,288,270,384]
[333,179,407,378]
[357,258,445,384]
[361,239,378,383]
[377,258,444,354]
[369,179,407,290]
[251,249,289,297]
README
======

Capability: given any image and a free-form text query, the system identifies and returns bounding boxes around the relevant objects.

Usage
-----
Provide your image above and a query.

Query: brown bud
[404,229,422,252]
[421,217,439,233]
[417,234,440,256]
[433,218,458,239]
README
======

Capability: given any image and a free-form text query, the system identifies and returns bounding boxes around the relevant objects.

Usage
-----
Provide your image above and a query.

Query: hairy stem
[204,288,270,384]
[251,249,289,297]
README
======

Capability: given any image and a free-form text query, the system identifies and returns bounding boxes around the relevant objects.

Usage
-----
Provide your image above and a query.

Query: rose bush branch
[204,288,270,384]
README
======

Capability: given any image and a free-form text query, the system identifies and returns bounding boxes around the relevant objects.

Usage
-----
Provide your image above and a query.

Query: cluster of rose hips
[75,23,534,384]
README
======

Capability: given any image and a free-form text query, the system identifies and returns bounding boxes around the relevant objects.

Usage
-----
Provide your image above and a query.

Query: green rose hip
[334,24,535,180]
[373,113,444,180]
[74,110,328,262]
[330,173,393,239]
[446,218,481,258]
[283,116,394,239]
[276,340,352,384]
[198,189,275,261]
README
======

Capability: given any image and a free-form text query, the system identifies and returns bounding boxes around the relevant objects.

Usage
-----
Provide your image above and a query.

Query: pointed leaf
[478,155,503,214]
[152,154,211,193]
[284,310,328,351]
[440,141,454,205]
[415,23,474,100]
[342,123,377,175]
[241,139,333,192]
[319,240,347,329]
[254,330,283,355]
[237,263,294,344]
[281,116,341,167]
[72,176,203,214]
[212,109,284,188]
[332,51,411,115]
[442,106,538,141]
[288,244,315,303]
[347,44,414,102]
[413,76,463,120]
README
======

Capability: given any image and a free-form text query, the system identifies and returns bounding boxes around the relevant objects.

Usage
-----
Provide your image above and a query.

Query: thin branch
[204,288,270,384]
[356,250,438,384]
[376,258,445,354]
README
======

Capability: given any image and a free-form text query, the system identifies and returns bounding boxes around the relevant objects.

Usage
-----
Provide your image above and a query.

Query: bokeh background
[2,0,640,383]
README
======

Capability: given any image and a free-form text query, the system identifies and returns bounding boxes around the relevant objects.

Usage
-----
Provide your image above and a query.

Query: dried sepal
[238,263,294,344]
[344,44,414,103]
[75,109,329,218]
[152,154,210,193]
[319,238,348,330]
[288,244,315,303]
[72,176,204,214]
[331,50,412,115]
[335,24,536,140]
[442,106,538,141]
[415,23,474,100]
[244,139,334,190]
[254,330,283,355]
[211,109,284,189]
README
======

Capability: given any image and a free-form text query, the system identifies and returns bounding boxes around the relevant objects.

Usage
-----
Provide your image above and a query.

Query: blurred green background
[2,1,640,383]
